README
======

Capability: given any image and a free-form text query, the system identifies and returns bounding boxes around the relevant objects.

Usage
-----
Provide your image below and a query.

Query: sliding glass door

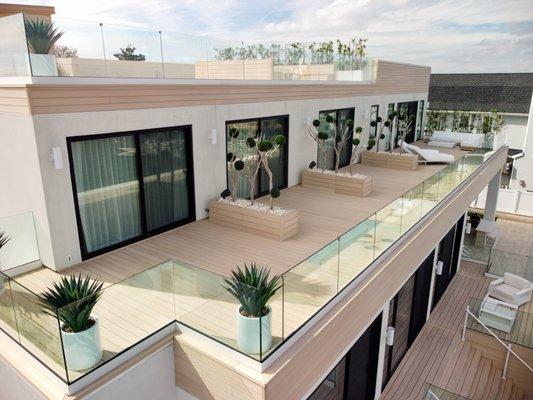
[68,126,195,258]
[140,130,192,232]
[318,108,355,170]
[226,115,289,199]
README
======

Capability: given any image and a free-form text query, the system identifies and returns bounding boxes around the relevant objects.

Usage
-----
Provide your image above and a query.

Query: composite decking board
[380,262,532,400]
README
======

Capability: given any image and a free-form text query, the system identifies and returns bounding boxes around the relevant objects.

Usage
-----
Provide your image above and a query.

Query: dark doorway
[408,250,435,345]
[344,314,382,400]
[396,101,419,144]
[432,225,456,310]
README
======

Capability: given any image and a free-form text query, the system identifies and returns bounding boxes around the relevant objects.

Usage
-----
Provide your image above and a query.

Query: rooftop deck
[18,143,467,290]
[2,142,494,386]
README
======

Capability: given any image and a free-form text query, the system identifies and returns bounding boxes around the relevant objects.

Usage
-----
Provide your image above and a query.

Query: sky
[13,0,533,72]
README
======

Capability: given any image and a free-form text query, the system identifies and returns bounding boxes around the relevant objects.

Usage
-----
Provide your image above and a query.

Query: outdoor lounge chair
[401,142,455,164]
[488,273,533,307]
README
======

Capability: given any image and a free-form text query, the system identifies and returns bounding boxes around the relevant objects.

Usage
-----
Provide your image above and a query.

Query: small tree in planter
[41,275,104,371]
[223,263,281,354]
[387,110,398,153]
[397,114,416,154]
[226,127,245,201]
[332,117,354,173]
[306,119,329,171]
[256,134,286,210]
[243,136,262,205]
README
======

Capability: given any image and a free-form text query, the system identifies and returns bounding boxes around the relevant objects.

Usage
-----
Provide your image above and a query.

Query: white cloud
[7,0,533,72]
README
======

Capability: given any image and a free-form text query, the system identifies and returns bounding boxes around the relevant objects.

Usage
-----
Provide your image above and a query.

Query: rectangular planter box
[208,199,299,241]
[361,151,419,170]
[301,169,372,197]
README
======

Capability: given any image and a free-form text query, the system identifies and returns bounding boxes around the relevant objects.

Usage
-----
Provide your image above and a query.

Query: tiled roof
[428,73,533,114]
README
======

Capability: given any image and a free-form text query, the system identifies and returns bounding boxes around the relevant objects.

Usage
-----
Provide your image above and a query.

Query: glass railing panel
[375,198,403,257]
[173,261,277,361]
[58,260,175,381]
[421,173,440,215]
[9,279,66,380]
[0,211,40,271]
[400,186,424,234]
[436,165,456,200]
[162,32,209,79]
[0,272,19,341]
[338,216,377,288]
[0,13,31,77]
[283,240,339,339]
[40,17,103,77]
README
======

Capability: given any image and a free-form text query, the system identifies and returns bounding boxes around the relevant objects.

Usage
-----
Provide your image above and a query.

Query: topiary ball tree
[246,137,256,148]
[367,138,376,151]
[325,115,334,123]
[229,127,239,139]
[353,137,360,146]
[269,187,280,210]
[257,140,273,152]
[234,160,244,171]
[274,134,286,146]
[355,126,363,134]
[317,131,328,141]
[312,119,320,127]
[227,152,235,163]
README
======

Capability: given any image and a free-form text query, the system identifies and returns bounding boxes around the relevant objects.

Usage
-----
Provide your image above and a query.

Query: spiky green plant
[24,18,64,54]
[224,263,281,318]
[41,275,103,333]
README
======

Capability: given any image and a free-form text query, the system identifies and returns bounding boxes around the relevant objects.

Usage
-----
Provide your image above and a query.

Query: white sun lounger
[401,142,455,164]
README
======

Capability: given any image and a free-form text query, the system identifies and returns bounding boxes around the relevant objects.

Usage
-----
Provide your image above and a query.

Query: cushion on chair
[503,273,531,290]
[493,284,516,300]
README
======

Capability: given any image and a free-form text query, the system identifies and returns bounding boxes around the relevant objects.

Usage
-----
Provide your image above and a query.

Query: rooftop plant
[223,263,281,318]
[24,18,64,55]
[41,275,103,333]
[113,44,146,61]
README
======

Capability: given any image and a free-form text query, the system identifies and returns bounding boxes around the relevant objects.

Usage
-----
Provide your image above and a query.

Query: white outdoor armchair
[488,273,533,307]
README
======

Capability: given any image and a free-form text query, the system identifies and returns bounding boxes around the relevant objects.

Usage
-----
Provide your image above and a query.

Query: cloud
[8,0,533,72]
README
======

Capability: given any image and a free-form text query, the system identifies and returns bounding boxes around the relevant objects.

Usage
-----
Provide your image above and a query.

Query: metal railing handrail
[462,305,533,378]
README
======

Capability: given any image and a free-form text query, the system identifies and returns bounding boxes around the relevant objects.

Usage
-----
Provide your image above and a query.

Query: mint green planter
[236,306,272,355]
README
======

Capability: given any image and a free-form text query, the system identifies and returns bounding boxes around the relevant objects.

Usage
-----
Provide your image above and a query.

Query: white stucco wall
[0,113,55,268]
[4,91,427,270]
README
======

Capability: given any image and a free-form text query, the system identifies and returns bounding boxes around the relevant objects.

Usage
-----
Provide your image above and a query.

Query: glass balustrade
[0,146,498,382]
[0,211,40,271]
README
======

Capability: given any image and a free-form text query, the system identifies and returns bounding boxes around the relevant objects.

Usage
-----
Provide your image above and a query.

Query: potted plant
[41,275,103,371]
[0,233,10,296]
[224,263,281,354]
[24,18,63,76]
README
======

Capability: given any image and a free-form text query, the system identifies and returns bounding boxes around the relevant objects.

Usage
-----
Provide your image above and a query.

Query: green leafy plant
[113,44,146,61]
[24,18,64,54]
[224,263,281,318]
[41,275,103,333]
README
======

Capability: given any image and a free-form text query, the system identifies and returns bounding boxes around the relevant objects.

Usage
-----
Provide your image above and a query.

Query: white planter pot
[236,306,272,355]
[29,54,58,76]
[61,316,102,371]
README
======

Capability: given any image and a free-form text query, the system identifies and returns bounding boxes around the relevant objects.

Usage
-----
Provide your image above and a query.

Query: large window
[68,126,195,258]
[370,105,379,138]
[317,108,355,170]
[226,115,288,199]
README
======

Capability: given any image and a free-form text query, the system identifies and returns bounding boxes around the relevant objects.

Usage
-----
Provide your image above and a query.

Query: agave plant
[41,274,103,333]
[24,18,64,54]
[224,263,281,318]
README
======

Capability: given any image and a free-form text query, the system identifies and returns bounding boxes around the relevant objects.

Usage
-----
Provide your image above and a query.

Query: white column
[374,301,390,400]
[483,171,501,222]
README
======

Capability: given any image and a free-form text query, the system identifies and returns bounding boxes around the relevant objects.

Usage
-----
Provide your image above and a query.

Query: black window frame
[318,107,355,169]
[67,125,196,260]
[225,115,289,198]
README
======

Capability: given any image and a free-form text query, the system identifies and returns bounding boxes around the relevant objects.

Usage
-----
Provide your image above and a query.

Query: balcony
[0,143,508,389]
[1,13,375,82]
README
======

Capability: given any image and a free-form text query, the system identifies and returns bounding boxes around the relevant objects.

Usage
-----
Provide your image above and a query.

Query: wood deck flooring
[380,262,533,400]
